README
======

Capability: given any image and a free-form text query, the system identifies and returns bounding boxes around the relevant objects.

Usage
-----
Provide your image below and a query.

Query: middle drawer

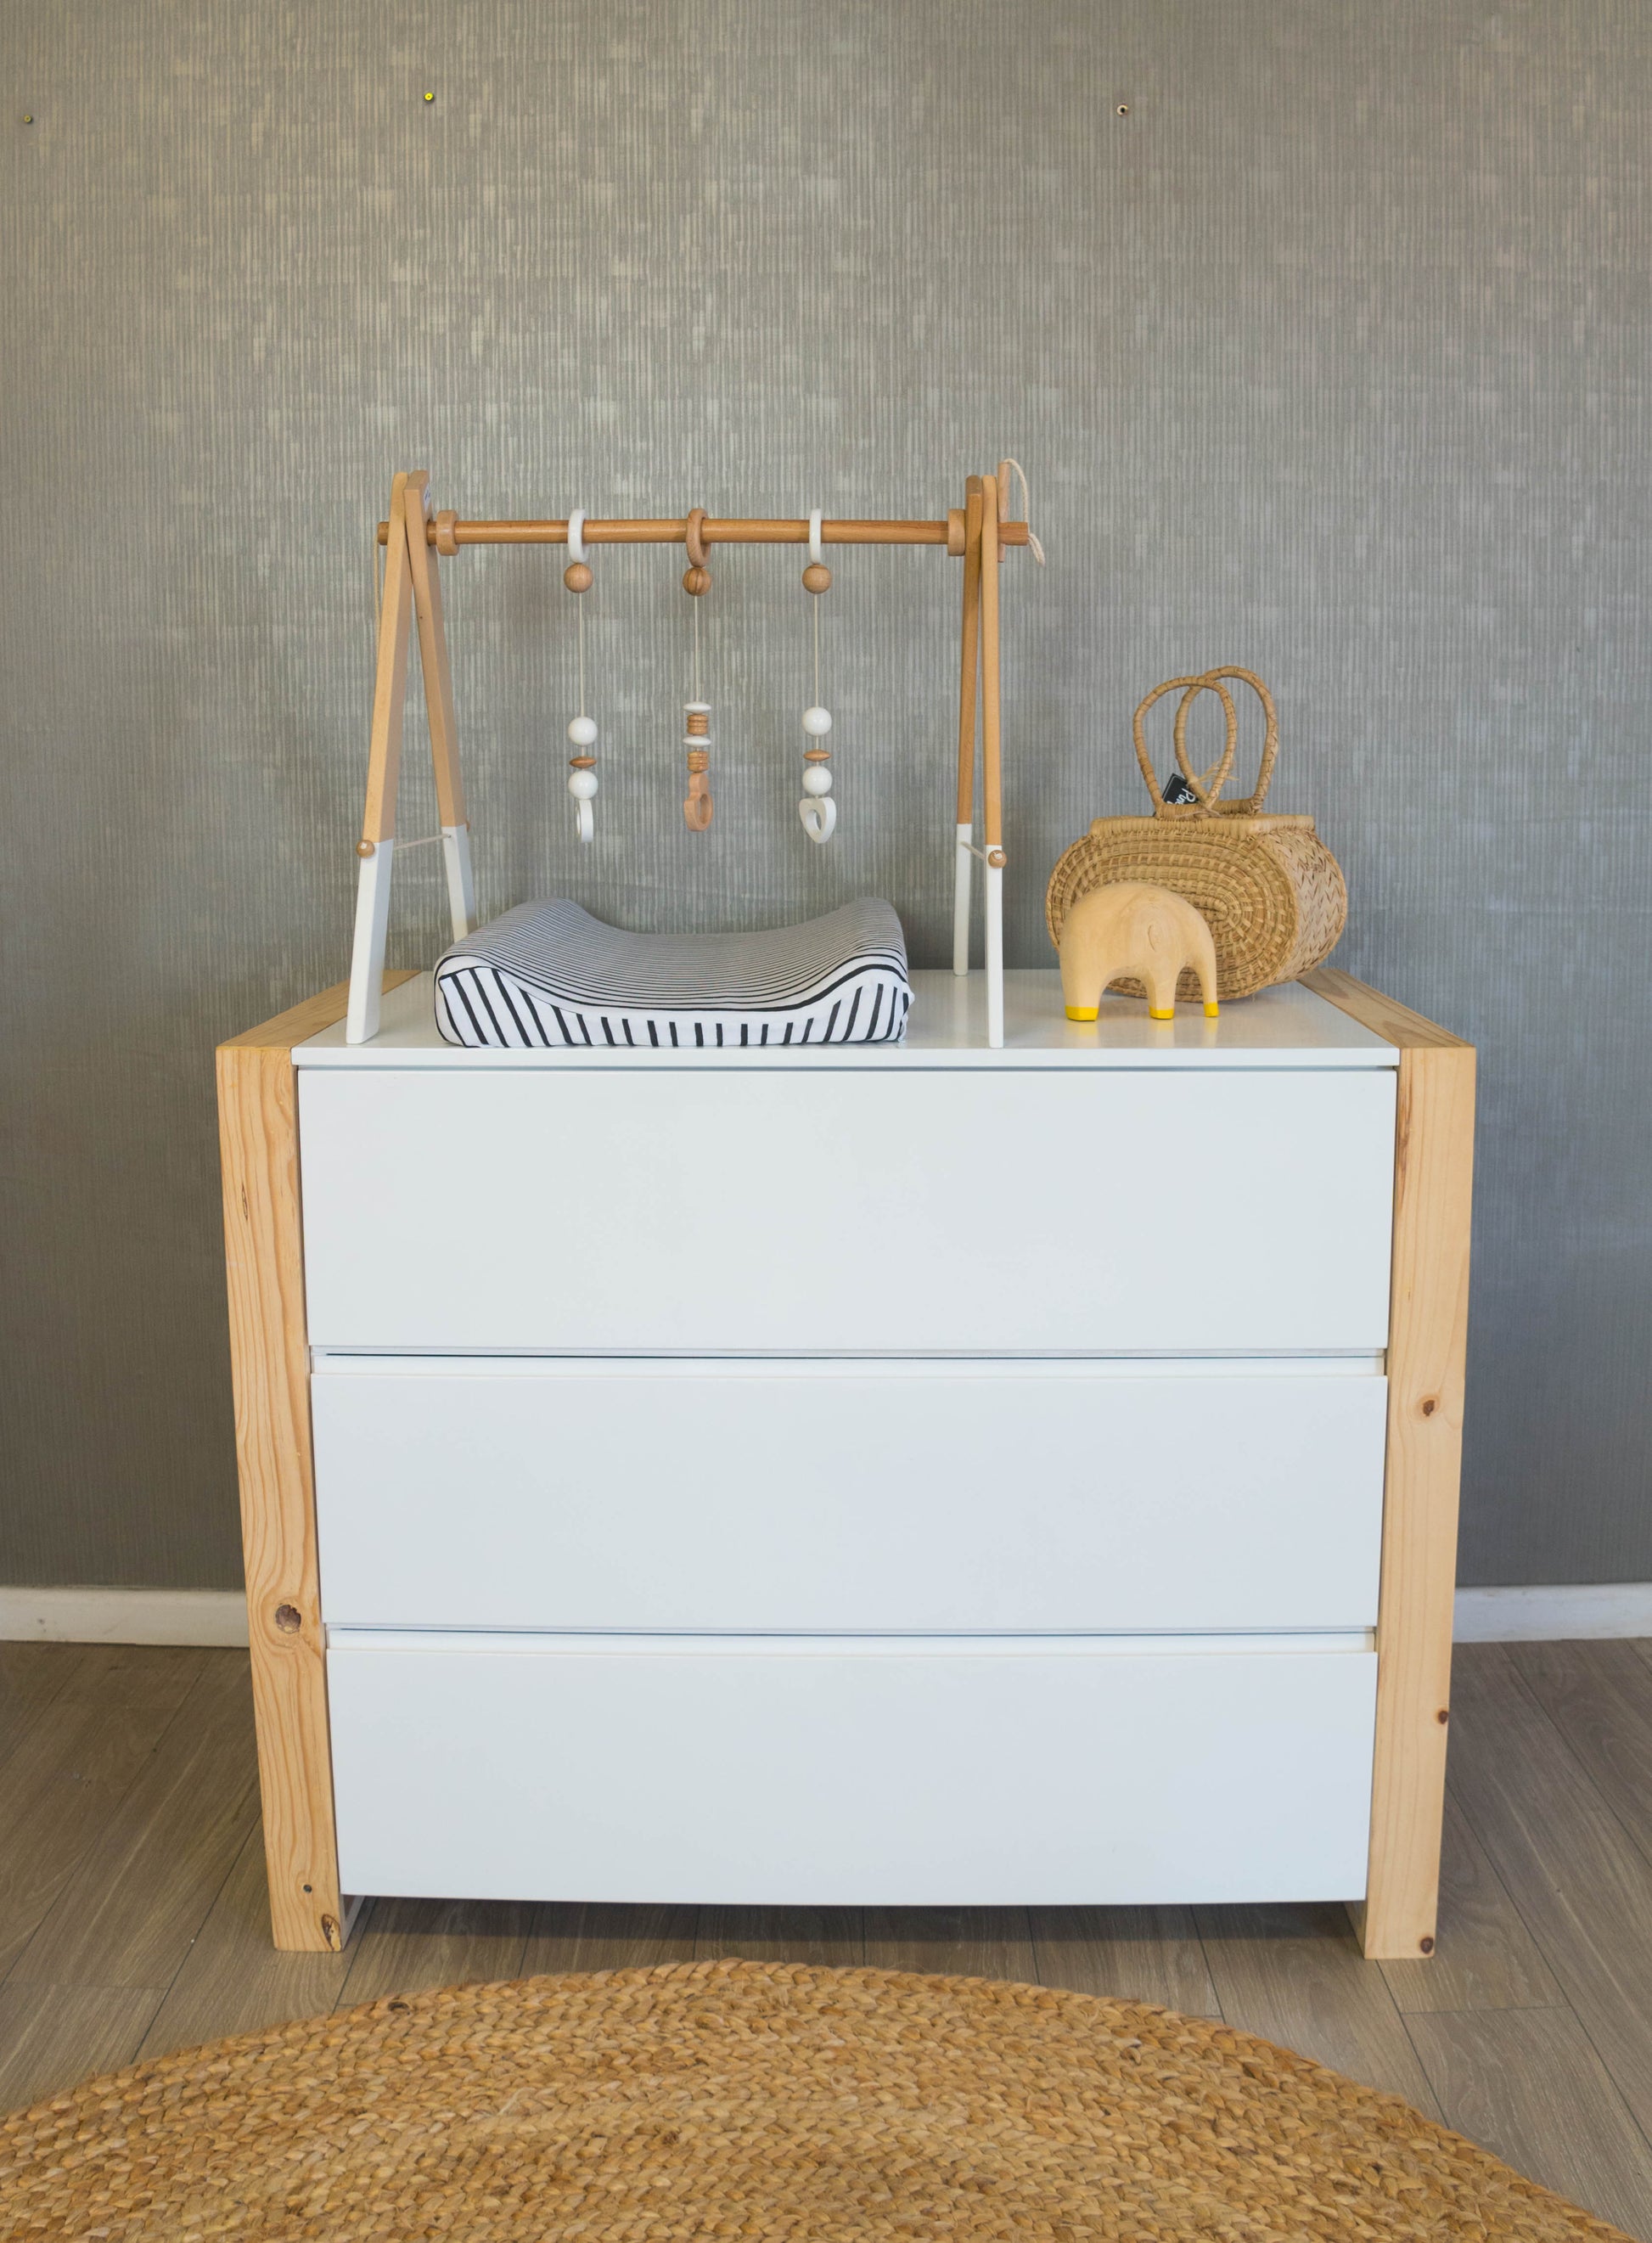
[312,1358,1386,1633]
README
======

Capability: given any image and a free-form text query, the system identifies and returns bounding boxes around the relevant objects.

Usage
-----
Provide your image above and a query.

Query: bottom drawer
[328,1632,1375,1906]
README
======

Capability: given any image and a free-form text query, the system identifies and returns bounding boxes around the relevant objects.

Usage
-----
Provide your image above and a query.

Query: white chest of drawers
[218,966,1473,1959]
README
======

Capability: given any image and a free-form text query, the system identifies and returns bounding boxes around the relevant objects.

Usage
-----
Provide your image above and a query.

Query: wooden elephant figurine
[1059,881,1219,1020]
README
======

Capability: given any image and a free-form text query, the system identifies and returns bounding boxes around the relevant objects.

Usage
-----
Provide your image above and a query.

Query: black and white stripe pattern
[434,897,912,1049]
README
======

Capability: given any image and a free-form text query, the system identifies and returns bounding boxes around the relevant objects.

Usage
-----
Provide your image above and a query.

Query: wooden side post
[218,973,416,1950]
[978,472,1004,1048]
[362,470,416,850]
[347,471,418,1044]
[403,475,476,938]
[1303,968,1475,1960]
[952,477,984,976]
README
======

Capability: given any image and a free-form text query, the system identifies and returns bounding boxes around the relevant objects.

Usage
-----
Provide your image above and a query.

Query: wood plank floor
[4,1640,1652,2235]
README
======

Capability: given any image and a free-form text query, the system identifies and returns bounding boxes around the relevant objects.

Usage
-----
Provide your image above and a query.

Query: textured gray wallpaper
[3,1,1648,1589]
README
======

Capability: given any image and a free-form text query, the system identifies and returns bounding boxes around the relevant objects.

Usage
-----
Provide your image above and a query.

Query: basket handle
[1133,673,1239,814]
[1174,667,1279,813]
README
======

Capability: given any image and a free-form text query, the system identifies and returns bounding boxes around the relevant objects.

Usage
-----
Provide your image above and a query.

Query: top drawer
[298,1067,1396,1353]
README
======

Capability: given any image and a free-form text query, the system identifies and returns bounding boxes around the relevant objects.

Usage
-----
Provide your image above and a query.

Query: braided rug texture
[0,1959,1627,2241]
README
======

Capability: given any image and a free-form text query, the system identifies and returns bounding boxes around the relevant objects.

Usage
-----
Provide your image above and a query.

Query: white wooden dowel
[441,823,475,939]
[953,823,973,976]
[986,859,1004,1049]
[346,840,396,1046]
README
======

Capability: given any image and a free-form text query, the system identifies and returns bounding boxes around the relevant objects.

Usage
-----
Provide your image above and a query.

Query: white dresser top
[296,970,1396,1071]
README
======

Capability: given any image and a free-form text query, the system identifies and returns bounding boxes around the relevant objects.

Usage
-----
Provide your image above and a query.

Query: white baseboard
[1454,1582,1652,1643]
[2,1582,1647,1652]
[0,1587,249,1647]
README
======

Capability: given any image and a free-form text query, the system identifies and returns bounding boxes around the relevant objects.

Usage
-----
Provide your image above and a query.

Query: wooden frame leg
[403,477,475,940]
[953,478,984,976]
[347,472,416,1045]
[218,975,415,1949]
[1304,970,1475,1960]
[978,473,1004,1050]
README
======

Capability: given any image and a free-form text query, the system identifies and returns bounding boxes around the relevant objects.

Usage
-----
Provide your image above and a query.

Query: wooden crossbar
[375,514,1031,551]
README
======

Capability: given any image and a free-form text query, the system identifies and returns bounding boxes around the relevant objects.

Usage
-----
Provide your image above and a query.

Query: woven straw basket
[1046,667,1346,1002]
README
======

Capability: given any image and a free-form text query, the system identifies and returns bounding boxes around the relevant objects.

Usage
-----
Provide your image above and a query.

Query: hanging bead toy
[564,509,598,843]
[682,508,714,830]
[799,509,835,844]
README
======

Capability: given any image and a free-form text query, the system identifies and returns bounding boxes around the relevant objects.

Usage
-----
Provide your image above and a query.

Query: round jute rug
[0,1959,1627,2240]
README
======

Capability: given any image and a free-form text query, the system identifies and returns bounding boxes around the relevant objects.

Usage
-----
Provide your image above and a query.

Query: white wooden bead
[568,767,598,801]
[802,706,833,738]
[568,715,598,749]
[802,763,833,796]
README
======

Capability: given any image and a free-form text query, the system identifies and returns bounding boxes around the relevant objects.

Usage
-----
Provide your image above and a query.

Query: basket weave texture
[0,1959,1628,2241]
[1047,667,1347,1001]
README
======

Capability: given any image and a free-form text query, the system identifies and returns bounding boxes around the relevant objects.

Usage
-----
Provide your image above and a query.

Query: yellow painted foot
[1065,1005,1099,1021]
[1204,1001,1220,1016]
[1149,1007,1174,1020]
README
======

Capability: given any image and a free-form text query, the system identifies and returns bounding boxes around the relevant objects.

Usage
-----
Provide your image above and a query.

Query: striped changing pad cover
[434,897,912,1049]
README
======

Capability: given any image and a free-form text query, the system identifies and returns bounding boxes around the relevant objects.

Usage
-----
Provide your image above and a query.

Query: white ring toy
[567,508,587,565]
[808,509,824,567]
[799,794,837,844]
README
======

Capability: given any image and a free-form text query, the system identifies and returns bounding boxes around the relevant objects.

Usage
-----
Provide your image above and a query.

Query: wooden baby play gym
[347,467,1034,1050]
[217,462,1474,1963]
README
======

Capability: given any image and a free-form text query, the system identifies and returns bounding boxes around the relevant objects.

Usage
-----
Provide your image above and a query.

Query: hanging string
[997,458,1047,565]
[693,596,701,704]
[812,592,821,707]
[576,594,587,721]
[368,540,385,721]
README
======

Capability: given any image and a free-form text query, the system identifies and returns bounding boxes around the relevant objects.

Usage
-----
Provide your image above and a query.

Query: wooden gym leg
[403,475,475,938]
[953,477,984,976]
[979,472,1004,1048]
[346,470,416,1045]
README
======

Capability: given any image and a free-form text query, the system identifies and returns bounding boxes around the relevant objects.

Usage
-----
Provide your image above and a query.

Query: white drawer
[312,1357,1386,1633]
[327,1630,1377,1904]
[298,1068,1396,1352]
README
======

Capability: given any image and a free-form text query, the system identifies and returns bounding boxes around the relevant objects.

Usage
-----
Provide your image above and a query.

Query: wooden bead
[802,562,831,593]
[564,560,593,593]
[683,565,711,596]
[355,839,377,858]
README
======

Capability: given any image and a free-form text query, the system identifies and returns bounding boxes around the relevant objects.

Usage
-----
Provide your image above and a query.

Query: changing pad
[434,897,912,1049]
